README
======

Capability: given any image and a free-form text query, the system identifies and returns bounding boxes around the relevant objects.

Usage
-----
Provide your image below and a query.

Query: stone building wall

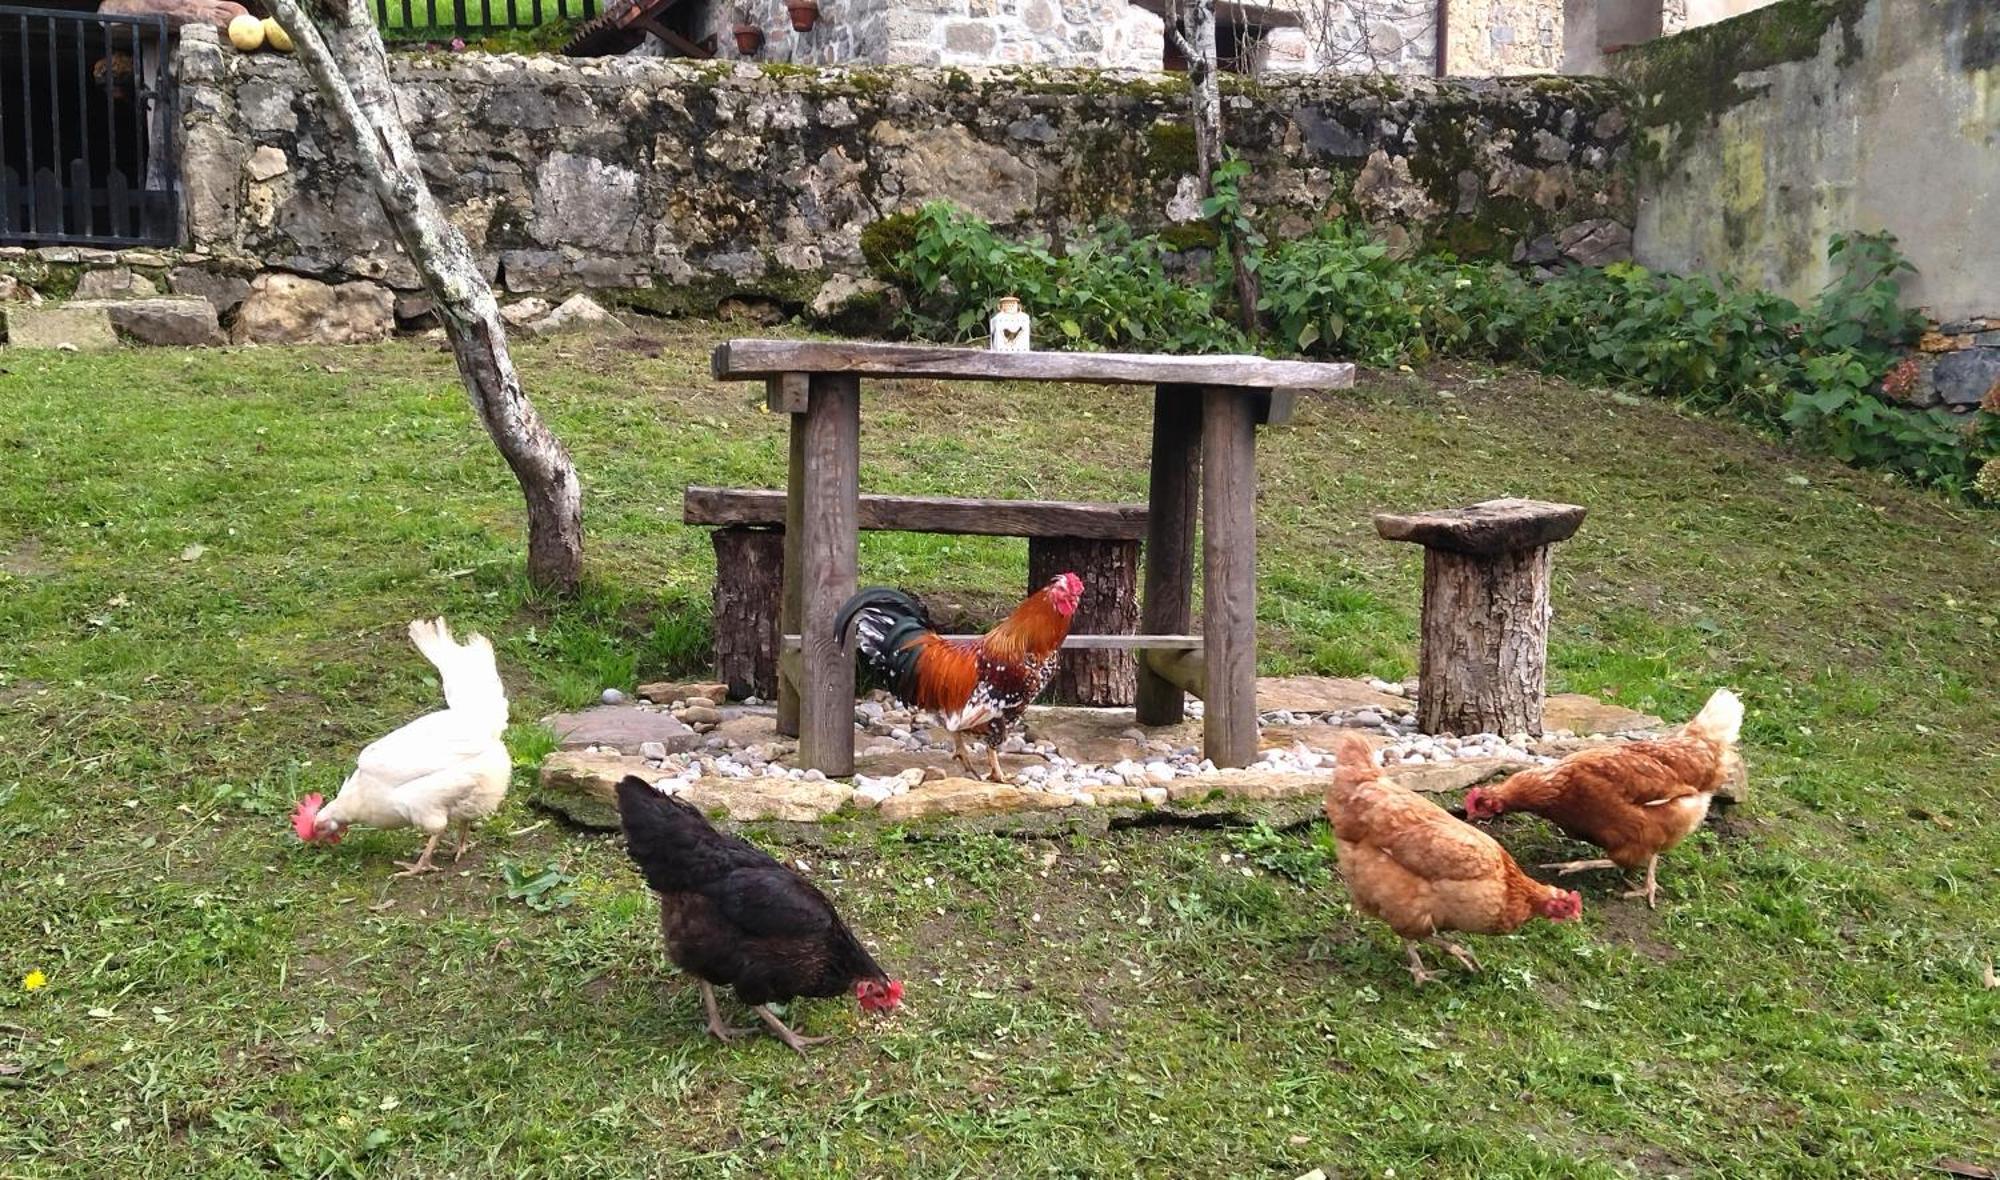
[698,0,1164,68]
[1446,0,1562,73]
[1616,0,1999,413]
[135,25,1632,341]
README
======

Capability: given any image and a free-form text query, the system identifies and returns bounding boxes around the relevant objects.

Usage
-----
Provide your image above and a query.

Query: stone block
[230,273,395,345]
[3,304,120,351]
[94,297,225,346]
[169,267,253,316]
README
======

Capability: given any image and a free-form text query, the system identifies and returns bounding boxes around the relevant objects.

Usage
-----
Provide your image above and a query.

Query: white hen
[294,618,511,877]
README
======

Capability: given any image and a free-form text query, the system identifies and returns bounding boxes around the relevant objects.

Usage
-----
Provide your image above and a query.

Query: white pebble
[601,688,626,705]
[1141,786,1170,806]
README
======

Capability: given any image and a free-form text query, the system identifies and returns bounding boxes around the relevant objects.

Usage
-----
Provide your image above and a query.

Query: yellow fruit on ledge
[227,13,265,51]
[262,18,293,51]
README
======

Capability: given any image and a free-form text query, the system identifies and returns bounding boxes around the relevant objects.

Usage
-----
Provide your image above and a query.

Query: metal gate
[0,5,179,248]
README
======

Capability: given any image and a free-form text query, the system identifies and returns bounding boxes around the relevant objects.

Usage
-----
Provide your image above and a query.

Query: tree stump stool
[1374,498,1586,737]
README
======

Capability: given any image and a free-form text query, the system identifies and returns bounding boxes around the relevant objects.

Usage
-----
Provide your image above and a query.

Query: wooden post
[797,374,861,775]
[1029,536,1140,706]
[710,526,784,700]
[1374,498,1587,737]
[1137,384,1202,725]
[1201,386,1260,767]
[776,414,807,736]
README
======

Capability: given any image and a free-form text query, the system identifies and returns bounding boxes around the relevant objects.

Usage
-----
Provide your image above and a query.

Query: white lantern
[989,296,1030,352]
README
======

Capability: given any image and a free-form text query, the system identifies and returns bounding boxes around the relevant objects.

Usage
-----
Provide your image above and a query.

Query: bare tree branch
[265,0,585,595]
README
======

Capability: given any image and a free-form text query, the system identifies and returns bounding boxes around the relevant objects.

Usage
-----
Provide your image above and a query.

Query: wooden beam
[788,633,1203,651]
[712,339,1356,391]
[1136,384,1201,725]
[796,374,861,775]
[1257,388,1297,426]
[633,15,712,58]
[1141,647,1206,700]
[775,414,807,736]
[683,486,1149,540]
[765,372,809,414]
[1201,386,1260,768]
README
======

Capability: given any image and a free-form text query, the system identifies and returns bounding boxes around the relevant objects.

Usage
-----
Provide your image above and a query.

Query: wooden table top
[711,339,1358,390]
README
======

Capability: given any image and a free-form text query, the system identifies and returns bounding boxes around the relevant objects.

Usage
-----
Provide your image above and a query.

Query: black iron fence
[369,0,599,37]
[0,5,179,248]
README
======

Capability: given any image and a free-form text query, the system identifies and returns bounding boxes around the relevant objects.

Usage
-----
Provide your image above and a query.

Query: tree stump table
[1374,498,1586,737]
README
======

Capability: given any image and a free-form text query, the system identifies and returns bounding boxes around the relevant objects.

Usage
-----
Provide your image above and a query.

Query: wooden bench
[1375,498,1587,737]
[684,486,1151,707]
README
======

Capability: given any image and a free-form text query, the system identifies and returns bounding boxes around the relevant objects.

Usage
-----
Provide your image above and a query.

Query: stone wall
[150,26,1632,339]
[1615,0,1999,411]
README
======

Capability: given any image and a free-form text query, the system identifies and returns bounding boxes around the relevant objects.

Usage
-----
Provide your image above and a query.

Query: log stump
[1375,498,1586,737]
[1029,535,1141,706]
[710,526,784,700]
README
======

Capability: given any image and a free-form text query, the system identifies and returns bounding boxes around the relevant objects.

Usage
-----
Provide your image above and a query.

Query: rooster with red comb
[293,618,511,877]
[837,572,1083,783]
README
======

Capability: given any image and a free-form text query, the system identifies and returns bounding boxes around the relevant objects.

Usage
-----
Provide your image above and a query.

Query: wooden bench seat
[685,486,1150,706]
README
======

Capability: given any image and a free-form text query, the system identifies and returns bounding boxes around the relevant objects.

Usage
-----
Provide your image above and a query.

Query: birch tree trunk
[266,0,584,595]
[1170,0,1262,340]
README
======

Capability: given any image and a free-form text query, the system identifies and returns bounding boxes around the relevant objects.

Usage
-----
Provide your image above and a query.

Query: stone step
[3,297,223,350]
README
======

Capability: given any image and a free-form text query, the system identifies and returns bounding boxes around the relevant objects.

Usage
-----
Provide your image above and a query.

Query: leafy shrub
[882,202,1996,498]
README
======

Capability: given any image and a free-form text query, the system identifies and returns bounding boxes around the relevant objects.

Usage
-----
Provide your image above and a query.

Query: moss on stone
[1614,0,1868,160]
[859,209,925,281]
[1142,121,1198,177]
[1159,220,1221,251]
[0,258,83,300]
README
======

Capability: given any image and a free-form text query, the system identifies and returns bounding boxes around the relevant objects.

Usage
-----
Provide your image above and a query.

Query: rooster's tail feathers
[1685,688,1743,747]
[837,587,939,700]
[408,616,507,718]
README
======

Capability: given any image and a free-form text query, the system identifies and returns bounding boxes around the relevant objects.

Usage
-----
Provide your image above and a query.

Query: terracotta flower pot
[732,23,763,54]
[785,0,819,33]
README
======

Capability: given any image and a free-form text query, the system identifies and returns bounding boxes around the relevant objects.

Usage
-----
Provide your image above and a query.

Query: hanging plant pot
[785,0,819,33]
[732,22,764,54]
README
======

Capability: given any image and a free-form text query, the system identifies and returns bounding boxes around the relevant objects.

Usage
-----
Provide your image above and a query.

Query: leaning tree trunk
[266,0,583,595]
[1171,0,1261,339]
[1029,537,1140,707]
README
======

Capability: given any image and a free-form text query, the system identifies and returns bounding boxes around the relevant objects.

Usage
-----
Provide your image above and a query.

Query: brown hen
[1325,734,1582,985]
[1463,689,1743,908]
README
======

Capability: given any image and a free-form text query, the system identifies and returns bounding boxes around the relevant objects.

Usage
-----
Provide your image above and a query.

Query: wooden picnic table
[710,339,1358,776]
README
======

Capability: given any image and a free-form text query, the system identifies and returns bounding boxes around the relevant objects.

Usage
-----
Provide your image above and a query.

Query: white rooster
[293,618,512,877]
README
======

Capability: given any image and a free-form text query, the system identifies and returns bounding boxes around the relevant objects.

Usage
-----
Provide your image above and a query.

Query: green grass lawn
[1,324,1995,1178]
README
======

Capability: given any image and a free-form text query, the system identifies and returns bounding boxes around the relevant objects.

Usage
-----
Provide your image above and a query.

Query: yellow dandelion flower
[23,970,47,991]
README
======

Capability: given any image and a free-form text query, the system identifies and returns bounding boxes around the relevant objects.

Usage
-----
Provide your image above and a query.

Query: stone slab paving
[534,675,1699,828]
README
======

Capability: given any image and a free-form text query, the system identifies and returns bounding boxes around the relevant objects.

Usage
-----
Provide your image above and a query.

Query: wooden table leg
[1136,384,1201,726]
[1201,386,1259,767]
[776,406,806,737]
[797,373,861,776]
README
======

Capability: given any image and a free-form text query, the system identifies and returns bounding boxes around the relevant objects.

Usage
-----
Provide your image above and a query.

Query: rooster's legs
[699,981,755,1043]
[1540,857,1619,877]
[1401,940,1439,986]
[392,833,442,877]
[753,1005,831,1057]
[1428,935,1482,973]
[984,743,1008,785]
[1620,855,1661,909]
[451,822,477,863]
[950,733,981,778]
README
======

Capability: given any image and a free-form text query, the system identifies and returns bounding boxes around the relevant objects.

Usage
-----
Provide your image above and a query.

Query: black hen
[615,776,902,1054]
